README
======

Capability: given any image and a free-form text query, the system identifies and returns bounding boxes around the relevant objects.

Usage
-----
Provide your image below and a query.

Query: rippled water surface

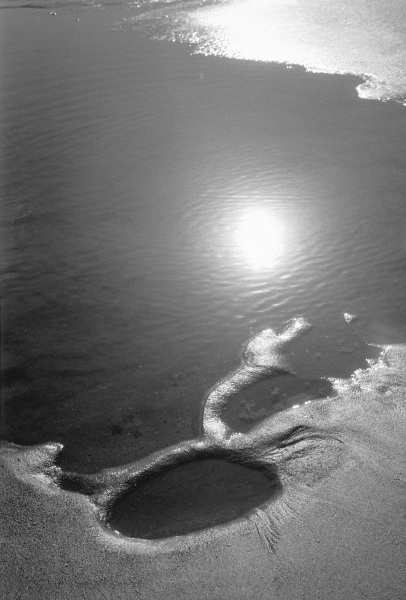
[1,1,405,472]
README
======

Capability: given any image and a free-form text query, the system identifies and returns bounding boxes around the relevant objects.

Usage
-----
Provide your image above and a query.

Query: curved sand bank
[1,323,406,599]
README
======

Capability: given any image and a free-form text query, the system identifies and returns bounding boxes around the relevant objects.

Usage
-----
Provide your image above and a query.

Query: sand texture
[1,325,406,599]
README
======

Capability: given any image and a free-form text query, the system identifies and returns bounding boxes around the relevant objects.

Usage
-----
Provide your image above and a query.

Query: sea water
[1,0,405,473]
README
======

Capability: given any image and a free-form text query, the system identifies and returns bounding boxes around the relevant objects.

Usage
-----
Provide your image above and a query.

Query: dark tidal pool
[108,459,280,539]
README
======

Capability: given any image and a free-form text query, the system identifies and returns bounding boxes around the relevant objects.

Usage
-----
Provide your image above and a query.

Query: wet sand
[1,327,406,598]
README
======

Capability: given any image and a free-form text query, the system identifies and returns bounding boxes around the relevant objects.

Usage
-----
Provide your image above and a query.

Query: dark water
[108,459,280,538]
[1,5,406,473]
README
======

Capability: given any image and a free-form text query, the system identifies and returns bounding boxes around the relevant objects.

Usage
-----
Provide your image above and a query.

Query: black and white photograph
[1,0,406,597]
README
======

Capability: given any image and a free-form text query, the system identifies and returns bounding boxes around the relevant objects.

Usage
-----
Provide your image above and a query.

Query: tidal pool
[108,459,280,539]
[1,1,405,476]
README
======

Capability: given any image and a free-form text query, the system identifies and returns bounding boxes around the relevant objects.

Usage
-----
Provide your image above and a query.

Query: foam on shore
[118,0,406,104]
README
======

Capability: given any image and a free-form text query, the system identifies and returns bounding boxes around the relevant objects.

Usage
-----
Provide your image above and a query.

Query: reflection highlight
[235,210,284,269]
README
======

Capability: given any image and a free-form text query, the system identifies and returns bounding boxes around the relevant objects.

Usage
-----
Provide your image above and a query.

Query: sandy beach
[2,337,406,598]
[1,1,406,598]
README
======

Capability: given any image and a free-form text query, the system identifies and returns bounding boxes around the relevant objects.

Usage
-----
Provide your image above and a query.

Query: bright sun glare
[235,209,284,269]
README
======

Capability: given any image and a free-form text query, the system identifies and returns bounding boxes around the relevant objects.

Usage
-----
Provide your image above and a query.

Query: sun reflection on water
[234,209,285,269]
[196,0,290,62]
